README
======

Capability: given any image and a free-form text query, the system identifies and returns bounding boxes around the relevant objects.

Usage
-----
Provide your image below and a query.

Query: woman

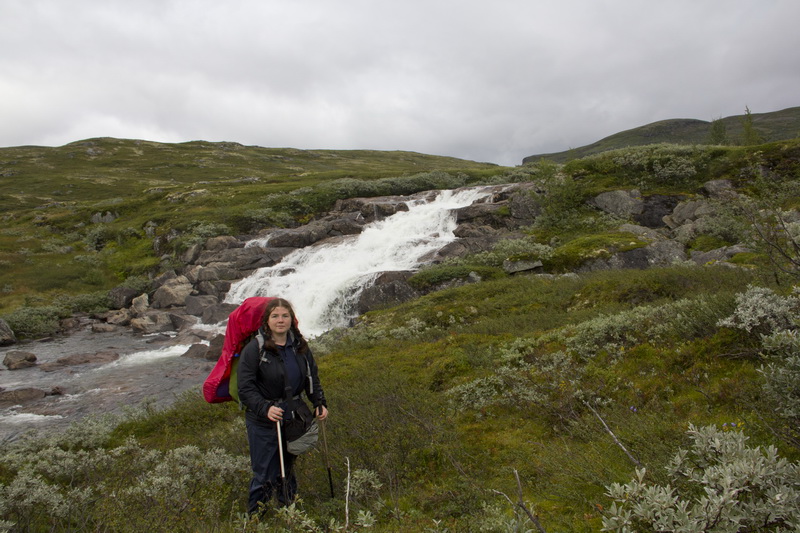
[237,298,328,514]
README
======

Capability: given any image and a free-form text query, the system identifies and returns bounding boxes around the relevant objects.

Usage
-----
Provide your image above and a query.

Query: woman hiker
[237,298,328,515]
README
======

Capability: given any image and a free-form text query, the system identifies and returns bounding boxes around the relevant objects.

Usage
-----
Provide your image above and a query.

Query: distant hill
[523,106,800,164]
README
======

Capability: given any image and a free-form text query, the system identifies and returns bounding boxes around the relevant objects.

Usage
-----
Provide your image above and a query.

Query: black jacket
[237,329,326,427]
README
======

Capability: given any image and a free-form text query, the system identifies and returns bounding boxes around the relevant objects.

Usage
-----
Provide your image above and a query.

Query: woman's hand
[267,405,284,422]
[316,405,328,421]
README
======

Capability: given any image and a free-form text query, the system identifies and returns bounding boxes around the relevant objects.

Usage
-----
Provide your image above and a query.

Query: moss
[546,232,647,272]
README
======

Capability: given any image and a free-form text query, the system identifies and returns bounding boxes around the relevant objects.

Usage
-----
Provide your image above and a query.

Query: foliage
[602,424,800,532]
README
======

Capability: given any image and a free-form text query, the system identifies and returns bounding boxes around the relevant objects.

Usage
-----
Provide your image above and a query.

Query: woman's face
[267,306,292,336]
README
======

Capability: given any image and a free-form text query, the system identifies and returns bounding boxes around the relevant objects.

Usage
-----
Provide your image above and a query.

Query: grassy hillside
[0,138,501,313]
[3,139,800,531]
[524,105,800,164]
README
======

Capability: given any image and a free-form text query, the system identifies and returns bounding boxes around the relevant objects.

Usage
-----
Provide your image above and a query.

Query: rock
[205,236,242,251]
[356,273,419,314]
[194,264,242,282]
[663,199,714,229]
[202,303,239,325]
[39,350,120,372]
[690,245,751,265]
[106,308,132,326]
[130,293,150,317]
[702,179,736,198]
[503,259,543,274]
[59,317,83,333]
[181,243,203,264]
[589,190,644,219]
[206,334,225,361]
[196,280,232,299]
[0,387,47,405]
[130,311,176,334]
[635,194,683,228]
[181,344,210,359]
[618,224,666,242]
[91,323,119,333]
[3,351,37,370]
[151,275,193,309]
[169,312,196,331]
[185,295,219,316]
[0,319,16,346]
[108,286,140,309]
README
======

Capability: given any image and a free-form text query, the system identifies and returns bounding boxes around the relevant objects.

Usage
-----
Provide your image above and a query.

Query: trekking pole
[276,419,290,504]
[319,417,334,498]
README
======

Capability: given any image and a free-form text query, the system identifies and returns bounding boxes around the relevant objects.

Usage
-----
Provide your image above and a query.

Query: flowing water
[225,187,492,336]
[0,186,492,441]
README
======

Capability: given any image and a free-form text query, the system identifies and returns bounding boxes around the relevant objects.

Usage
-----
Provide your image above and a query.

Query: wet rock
[91,323,120,333]
[3,351,37,370]
[181,344,210,359]
[205,334,225,361]
[356,272,419,314]
[0,319,16,346]
[0,387,47,405]
[39,350,120,372]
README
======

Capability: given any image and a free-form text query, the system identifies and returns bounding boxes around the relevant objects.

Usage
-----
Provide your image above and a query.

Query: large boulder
[356,272,419,314]
[130,311,176,334]
[130,293,150,317]
[151,275,193,309]
[108,286,140,310]
[3,350,37,370]
[202,303,239,325]
[588,189,644,219]
[185,295,219,317]
[0,319,16,346]
[0,387,48,405]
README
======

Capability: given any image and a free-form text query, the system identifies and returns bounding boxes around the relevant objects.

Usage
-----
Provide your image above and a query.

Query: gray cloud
[1,0,798,165]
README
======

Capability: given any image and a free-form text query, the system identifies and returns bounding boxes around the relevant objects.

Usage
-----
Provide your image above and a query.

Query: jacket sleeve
[305,348,327,409]
[237,341,272,418]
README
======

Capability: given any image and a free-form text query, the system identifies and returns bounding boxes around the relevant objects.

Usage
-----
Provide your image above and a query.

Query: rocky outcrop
[66,179,755,343]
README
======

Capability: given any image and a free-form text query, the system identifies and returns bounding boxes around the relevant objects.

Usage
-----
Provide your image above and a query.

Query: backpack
[202,296,274,403]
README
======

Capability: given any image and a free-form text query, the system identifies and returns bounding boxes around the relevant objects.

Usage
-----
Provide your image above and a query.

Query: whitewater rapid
[224,187,492,336]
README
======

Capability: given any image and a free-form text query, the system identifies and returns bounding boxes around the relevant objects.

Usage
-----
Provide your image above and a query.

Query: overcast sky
[2,0,798,166]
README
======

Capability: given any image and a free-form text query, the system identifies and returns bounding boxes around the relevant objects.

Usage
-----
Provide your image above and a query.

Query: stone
[205,236,242,251]
[106,308,132,326]
[0,387,47,405]
[589,190,644,218]
[91,323,119,333]
[503,259,544,274]
[185,295,219,316]
[181,344,210,359]
[130,293,150,317]
[3,350,37,370]
[356,275,419,314]
[0,319,16,346]
[108,286,140,309]
[130,311,175,334]
[151,276,193,309]
[202,303,239,325]
[39,350,120,372]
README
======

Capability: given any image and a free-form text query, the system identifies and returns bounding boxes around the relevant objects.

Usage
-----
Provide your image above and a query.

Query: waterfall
[224,186,492,336]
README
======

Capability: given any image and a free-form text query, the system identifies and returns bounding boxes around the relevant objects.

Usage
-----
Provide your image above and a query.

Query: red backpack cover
[202,296,273,403]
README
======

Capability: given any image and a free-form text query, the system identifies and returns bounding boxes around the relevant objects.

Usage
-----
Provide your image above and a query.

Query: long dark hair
[261,298,308,354]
